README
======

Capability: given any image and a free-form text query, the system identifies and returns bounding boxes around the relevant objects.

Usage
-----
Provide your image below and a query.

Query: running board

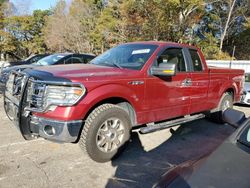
[139,114,205,134]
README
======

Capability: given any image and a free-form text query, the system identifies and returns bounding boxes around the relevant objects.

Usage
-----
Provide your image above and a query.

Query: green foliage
[44,0,95,53]
[91,2,124,53]
[121,0,204,43]
[0,30,18,52]
[0,9,51,58]
[0,0,249,59]
[0,0,7,28]
[192,33,231,60]
[230,19,250,60]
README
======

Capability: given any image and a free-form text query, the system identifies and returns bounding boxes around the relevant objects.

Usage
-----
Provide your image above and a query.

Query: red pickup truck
[4,42,244,162]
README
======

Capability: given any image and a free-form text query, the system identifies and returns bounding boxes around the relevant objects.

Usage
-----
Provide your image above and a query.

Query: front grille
[5,72,48,113]
[5,71,27,102]
[26,79,46,110]
[5,71,84,136]
[4,71,29,122]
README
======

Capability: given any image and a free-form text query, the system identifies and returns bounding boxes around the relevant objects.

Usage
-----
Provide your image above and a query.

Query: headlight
[44,85,85,107]
[27,81,86,112]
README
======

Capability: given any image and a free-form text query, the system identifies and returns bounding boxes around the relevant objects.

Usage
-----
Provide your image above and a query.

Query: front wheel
[209,92,233,123]
[79,104,131,162]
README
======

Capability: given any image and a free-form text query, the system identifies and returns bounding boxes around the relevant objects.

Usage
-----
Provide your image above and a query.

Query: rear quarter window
[189,49,203,72]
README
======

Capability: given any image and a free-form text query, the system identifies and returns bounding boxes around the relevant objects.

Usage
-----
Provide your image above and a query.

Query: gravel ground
[0,92,249,188]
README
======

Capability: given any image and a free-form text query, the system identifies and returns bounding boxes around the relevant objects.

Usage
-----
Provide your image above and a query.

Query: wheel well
[225,88,234,100]
[84,97,137,126]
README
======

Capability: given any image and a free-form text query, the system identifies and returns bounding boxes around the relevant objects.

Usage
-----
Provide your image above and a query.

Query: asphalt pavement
[0,92,249,188]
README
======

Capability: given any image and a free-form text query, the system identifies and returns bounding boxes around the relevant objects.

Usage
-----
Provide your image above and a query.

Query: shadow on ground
[235,103,250,108]
[106,119,235,188]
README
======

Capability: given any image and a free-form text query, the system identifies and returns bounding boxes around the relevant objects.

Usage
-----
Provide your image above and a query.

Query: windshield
[34,54,66,66]
[91,44,158,70]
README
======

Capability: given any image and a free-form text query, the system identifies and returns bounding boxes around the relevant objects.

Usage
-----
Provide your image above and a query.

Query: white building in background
[207,60,250,73]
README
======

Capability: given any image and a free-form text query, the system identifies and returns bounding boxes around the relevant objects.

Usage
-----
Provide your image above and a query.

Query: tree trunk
[219,0,236,51]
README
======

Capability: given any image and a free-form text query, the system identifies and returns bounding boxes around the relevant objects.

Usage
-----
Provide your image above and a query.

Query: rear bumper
[30,116,83,143]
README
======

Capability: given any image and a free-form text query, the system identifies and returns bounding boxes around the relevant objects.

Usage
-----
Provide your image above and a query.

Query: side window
[84,58,94,64]
[80,55,93,64]
[30,57,39,63]
[156,48,186,72]
[189,49,203,71]
[65,57,82,64]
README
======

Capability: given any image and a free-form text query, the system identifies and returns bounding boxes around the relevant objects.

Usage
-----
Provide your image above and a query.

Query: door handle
[181,78,192,86]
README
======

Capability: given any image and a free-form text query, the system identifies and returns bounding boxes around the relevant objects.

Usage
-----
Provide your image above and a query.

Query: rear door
[145,47,192,122]
[187,48,210,113]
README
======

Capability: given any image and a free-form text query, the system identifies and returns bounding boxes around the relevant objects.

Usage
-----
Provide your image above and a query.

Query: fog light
[44,125,56,136]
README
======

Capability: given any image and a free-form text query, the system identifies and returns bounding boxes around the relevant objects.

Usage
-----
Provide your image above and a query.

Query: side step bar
[139,114,205,134]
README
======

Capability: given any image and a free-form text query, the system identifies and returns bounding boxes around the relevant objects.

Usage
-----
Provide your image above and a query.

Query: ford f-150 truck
[4,42,244,162]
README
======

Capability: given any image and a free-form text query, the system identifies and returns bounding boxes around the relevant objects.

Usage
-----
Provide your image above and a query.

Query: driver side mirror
[150,63,176,76]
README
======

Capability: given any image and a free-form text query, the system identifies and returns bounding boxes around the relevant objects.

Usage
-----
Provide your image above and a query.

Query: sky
[29,0,58,11]
[9,0,71,14]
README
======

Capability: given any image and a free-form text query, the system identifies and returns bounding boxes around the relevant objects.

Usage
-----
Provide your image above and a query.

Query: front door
[145,47,192,123]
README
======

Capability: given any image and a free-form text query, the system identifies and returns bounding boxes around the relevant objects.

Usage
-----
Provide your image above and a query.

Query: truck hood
[32,64,138,82]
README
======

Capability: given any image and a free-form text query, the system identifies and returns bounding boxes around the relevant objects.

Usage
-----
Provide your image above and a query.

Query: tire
[4,99,15,121]
[79,104,131,162]
[209,92,233,123]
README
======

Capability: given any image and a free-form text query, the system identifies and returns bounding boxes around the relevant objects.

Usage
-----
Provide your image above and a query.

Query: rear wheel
[209,92,233,123]
[79,104,131,162]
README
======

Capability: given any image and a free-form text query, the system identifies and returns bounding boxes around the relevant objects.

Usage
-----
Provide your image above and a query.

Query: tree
[0,30,19,58]
[2,9,51,58]
[1,0,250,60]
[229,18,250,59]
[219,0,236,51]
[91,0,125,53]
[44,0,95,53]
[121,0,170,41]
[0,0,17,60]
[200,0,249,52]
[0,0,6,28]
[120,0,204,43]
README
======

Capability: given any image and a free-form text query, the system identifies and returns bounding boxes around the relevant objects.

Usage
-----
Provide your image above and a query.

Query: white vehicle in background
[241,73,250,105]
